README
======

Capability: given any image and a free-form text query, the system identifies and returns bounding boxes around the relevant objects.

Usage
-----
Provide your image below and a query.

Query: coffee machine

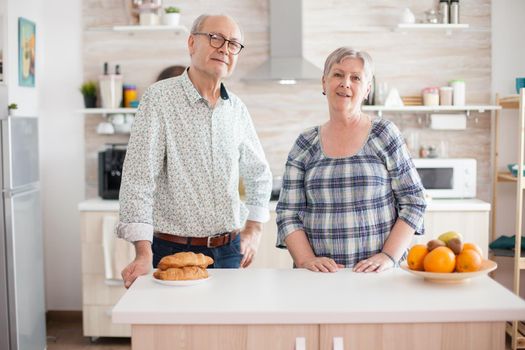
[98,144,127,199]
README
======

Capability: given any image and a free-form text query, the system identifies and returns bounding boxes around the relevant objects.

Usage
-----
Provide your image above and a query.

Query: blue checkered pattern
[276,118,427,267]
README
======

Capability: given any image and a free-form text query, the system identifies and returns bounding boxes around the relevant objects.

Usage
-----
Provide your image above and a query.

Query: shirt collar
[181,68,230,105]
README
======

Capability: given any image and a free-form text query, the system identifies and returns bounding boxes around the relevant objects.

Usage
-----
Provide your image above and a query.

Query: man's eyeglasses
[192,32,245,55]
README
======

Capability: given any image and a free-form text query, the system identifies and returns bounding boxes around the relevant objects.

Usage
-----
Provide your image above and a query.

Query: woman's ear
[322,76,326,95]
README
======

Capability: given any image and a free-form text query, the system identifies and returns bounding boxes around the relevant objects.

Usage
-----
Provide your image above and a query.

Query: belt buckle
[207,232,229,248]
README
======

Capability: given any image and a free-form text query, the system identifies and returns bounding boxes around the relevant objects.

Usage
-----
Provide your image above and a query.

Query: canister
[450,80,466,106]
[439,86,453,105]
[422,87,440,106]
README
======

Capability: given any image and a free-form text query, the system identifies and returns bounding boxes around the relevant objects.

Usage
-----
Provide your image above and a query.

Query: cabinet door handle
[295,336,306,350]
[333,337,344,350]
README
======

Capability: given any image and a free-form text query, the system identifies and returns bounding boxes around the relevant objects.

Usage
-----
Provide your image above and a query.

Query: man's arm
[121,241,153,288]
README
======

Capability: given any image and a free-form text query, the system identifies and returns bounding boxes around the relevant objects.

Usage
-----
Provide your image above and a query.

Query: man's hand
[121,240,152,288]
[239,221,262,268]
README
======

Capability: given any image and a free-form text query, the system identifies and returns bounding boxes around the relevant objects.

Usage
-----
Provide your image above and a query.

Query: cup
[96,122,115,134]
[516,78,525,94]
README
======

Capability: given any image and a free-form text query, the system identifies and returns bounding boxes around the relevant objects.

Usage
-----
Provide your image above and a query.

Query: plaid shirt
[276,118,426,267]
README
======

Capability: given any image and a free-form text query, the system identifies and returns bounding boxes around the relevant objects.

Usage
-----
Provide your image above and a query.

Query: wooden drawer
[83,305,131,337]
[82,274,127,305]
[132,324,319,350]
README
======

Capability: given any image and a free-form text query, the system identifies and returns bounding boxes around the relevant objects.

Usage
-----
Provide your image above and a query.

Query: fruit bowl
[400,260,497,283]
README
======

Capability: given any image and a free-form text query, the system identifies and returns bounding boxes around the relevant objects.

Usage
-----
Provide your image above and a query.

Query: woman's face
[322,57,371,114]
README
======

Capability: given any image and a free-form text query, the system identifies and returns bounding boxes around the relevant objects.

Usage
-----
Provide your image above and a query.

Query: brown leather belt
[154,231,239,248]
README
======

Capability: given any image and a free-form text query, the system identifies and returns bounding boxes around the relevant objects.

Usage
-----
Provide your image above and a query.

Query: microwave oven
[411,158,476,199]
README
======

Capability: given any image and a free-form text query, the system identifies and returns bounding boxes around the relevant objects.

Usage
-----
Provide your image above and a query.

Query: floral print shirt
[117,70,272,242]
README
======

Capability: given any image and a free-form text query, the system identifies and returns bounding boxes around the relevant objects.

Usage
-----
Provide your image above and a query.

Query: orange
[423,246,456,273]
[456,249,482,272]
[462,242,483,257]
[407,244,428,271]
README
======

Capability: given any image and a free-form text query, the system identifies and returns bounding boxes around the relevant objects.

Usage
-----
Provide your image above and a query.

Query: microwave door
[417,167,456,198]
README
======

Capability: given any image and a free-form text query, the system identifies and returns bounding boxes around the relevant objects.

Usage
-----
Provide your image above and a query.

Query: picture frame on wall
[18,17,35,87]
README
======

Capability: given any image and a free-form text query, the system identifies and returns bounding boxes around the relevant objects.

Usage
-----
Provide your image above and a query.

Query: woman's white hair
[323,47,374,84]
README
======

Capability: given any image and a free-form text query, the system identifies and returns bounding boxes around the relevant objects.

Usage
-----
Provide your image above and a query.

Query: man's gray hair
[190,14,244,41]
[323,47,374,84]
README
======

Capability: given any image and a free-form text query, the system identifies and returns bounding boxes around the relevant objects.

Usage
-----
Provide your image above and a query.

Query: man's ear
[188,35,195,56]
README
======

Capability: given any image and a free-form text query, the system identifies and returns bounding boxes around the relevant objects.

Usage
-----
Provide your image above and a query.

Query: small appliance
[412,158,476,199]
[98,144,127,199]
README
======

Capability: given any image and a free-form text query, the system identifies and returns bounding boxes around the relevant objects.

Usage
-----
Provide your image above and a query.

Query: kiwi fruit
[427,239,446,251]
[447,237,463,255]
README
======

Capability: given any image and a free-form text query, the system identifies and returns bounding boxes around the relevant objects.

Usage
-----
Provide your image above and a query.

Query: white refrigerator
[0,85,46,349]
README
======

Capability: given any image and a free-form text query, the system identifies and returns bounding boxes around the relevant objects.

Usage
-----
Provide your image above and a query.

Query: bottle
[439,0,449,24]
[450,0,459,24]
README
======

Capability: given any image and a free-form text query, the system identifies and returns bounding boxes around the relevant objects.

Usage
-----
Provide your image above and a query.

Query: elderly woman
[276,47,426,273]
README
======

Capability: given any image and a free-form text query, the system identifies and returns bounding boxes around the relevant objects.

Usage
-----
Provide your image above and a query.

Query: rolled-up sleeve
[383,124,427,235]
[117,88,166,242]
[276,139,307,248]
[238,105,272,223]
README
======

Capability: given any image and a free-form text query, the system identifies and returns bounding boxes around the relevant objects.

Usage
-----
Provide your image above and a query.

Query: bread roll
[154,266,209,281]
[157,252,214,270]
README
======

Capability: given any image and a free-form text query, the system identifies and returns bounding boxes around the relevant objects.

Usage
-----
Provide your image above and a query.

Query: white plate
[400,260,497,283]
[152,272,212,286]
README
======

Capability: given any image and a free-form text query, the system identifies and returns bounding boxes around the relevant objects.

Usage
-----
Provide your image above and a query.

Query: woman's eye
[334,73,342,77]
[351,76,361,81]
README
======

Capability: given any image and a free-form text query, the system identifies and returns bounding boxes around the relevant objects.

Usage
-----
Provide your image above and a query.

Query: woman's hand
[353,252,394,273]
[298,257,344,273]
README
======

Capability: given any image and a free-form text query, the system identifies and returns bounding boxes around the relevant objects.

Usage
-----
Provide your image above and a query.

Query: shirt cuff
[246,204,270,223]
[116,222,154,242]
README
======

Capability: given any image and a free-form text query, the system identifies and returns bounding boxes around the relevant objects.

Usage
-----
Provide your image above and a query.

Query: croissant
[154,266,209,281]
[157,252,214,270]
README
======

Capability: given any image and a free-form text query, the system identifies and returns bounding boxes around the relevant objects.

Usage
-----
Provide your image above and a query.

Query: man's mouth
[211,58,228,65]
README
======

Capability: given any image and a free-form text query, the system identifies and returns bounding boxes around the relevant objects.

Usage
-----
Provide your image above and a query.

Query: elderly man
[117,14,272,288]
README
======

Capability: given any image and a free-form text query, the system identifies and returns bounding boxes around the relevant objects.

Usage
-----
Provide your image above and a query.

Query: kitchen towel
[102,215,134,281]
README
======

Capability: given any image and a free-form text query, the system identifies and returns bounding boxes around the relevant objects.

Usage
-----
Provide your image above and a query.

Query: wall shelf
[112,25,188,33]
[78,108,137,115]
[362,105,500,117]
[396,23,469,34]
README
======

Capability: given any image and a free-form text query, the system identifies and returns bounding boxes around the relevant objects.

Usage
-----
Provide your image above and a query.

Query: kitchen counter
[78,198,491,213]
[113,268,523,324]
[112,268,525,350]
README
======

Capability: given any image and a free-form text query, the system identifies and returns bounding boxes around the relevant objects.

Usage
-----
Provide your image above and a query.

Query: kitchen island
[112,268,525,350]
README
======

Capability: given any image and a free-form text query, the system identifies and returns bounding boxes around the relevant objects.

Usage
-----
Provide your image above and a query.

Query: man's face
[188,16,243,80]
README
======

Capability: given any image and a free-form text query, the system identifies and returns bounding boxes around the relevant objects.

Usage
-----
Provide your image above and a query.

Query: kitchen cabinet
[112,269,525,350]
[80,209,133,338]
[491,90,525,349]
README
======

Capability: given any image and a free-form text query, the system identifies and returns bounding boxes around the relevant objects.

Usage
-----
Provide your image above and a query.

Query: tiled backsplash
[83,0,492,201]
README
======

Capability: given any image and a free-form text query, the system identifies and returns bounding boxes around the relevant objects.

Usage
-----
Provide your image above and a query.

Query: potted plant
[7,103,18,116]
[80,81,97,108]
[162,6,181,26]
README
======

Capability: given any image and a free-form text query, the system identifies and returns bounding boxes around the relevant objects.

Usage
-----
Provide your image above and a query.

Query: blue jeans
[152,234,243,269]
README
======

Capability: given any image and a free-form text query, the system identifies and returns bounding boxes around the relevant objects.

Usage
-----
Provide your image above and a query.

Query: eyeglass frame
[192,32,245,55]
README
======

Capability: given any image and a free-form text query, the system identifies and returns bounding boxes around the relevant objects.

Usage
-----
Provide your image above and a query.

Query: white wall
[491,0,525,295]
[5,0,42,115]
[39,0,84,310]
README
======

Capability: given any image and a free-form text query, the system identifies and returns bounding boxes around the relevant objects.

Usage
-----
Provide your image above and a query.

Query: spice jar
[123,84,138,108]
[422,87,440,106]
